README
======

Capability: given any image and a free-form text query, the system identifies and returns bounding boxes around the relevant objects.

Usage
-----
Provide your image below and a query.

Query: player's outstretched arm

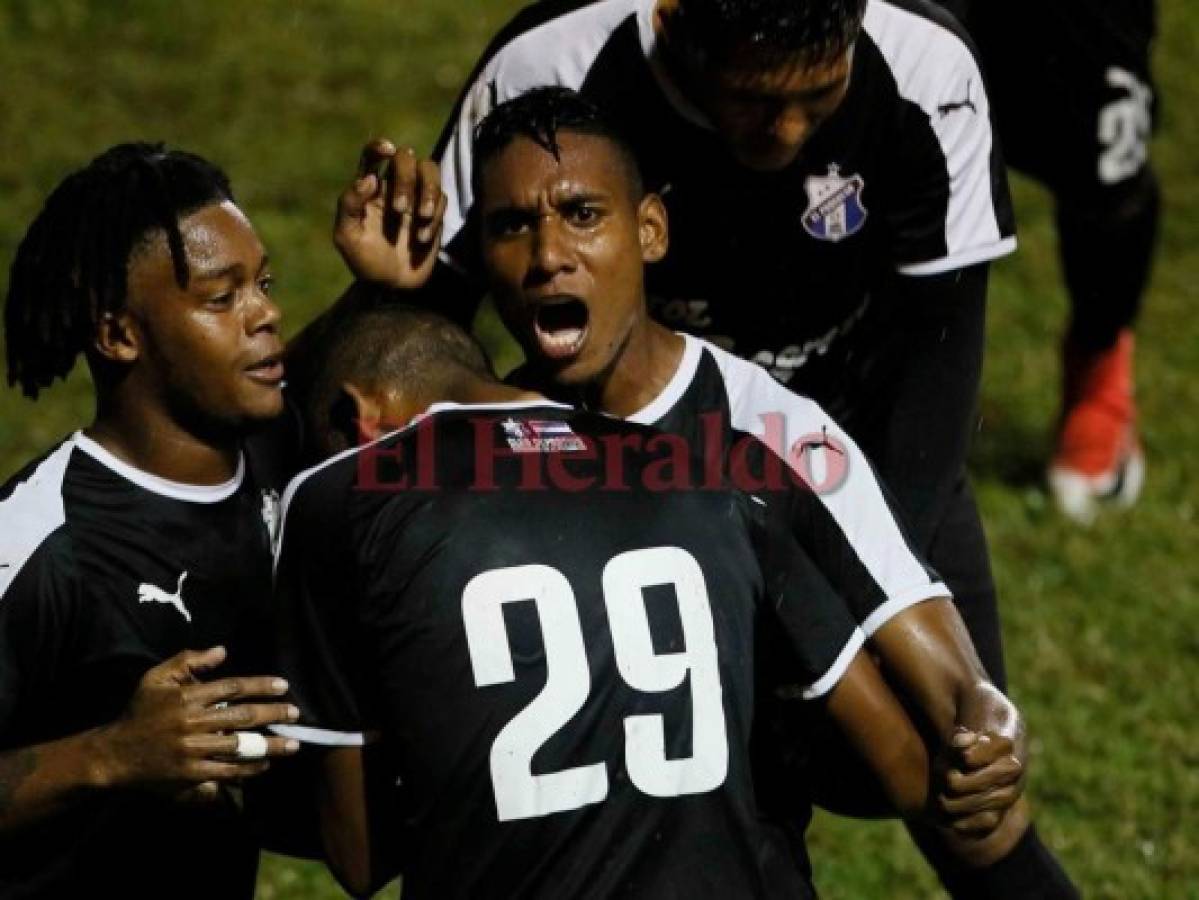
[0,646,300,835]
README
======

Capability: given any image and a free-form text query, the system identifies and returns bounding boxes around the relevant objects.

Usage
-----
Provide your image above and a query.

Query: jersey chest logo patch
[802,164,868,243]
[137,572,191,623]
[502,419,587,454]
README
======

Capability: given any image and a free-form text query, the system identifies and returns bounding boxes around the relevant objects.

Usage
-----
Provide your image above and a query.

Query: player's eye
[563,202,602,228]
[203,291,235,310]
[485,211,532,238]
[257,274,275,295]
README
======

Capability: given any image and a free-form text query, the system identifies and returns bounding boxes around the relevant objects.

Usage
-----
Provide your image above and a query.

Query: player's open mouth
[531,297,589,361]
[245,354,285,386]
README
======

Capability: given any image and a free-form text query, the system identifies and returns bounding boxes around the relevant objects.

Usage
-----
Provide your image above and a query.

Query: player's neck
[437,375,544,411]
[588,321,683,418]
[87,393,242,487]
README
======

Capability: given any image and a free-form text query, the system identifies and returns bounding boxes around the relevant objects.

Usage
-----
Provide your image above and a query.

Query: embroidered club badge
[802,164,868,242]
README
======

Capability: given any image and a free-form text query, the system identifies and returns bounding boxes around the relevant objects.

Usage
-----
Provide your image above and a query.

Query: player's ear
[637,193,669,264]
[342,382,385,443]
[93,310,141,364]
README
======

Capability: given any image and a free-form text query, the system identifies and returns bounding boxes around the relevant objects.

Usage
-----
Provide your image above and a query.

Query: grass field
[1,1,1196,897]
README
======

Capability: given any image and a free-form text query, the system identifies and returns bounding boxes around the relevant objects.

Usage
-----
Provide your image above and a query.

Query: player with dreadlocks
[0,141,438,897]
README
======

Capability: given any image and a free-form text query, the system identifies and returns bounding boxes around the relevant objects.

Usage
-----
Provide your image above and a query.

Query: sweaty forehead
[480,132,636,207]
[176,201,262,270]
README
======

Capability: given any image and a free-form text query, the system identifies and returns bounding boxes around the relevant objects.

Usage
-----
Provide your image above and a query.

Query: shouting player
[0,144,302,897]
[274,301,943,899]
[947,0,1160,522]
[342,89,1077,896]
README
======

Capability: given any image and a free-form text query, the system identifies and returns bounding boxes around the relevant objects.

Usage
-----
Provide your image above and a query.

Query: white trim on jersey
[626,335,703,426]
[274,399,576,573]
[654,334,947,635]
[865,0,1016,275]
[803,626,867,700]
[73,432,245,503]
[270,723,375,747]
[0,440,75,601]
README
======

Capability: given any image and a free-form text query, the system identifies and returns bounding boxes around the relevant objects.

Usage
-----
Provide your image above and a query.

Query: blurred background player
[943,0,1160,523]
[0,143,303,897]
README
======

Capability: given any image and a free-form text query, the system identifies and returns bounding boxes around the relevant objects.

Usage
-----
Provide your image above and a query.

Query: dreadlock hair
[5,142,234,399]
[300,291,493,457]
[471,86,644,204]
[671,0,869,69]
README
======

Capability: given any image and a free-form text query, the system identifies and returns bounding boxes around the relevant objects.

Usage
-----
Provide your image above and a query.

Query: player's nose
[529,218,575,277]
[769,104,812,151]
[246,285,282,334]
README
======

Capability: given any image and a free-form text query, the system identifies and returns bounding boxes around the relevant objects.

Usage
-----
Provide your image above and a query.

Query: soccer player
[341,91,1077,896]
[275,301,940,899]
[431,0,1015,723]
[0,144,303,897]
[948,0,1160,523]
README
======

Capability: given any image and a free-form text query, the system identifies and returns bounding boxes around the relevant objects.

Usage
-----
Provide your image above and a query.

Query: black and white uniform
[0,434,282,898]
[951,0,1160,351]
[434,0,1014,685]
[273,402,866,900]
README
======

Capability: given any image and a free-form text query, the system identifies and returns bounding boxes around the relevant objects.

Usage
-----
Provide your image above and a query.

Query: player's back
[275,402,821,899]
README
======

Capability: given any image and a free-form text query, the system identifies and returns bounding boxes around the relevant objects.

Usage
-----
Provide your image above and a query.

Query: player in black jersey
[944,0,1159,523]
[275,302,940,899]
[0,144,303,897]
[338,90,1078,896]
[427,0,1014,718]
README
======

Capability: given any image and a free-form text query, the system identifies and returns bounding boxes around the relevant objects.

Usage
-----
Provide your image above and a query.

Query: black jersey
[435,0,1015,410]
[0,433,282,898]
[512,334,948,638]
[273,401,863,899]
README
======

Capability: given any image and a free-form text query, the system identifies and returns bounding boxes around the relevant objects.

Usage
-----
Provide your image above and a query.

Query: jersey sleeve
[752,505,866,701]
[0,537,80,739]
[271,464,372,747]
[720,360,950,637]
[866,4,1017,275]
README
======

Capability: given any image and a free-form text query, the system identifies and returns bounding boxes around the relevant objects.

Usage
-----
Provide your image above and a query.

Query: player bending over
[274,301,944,899]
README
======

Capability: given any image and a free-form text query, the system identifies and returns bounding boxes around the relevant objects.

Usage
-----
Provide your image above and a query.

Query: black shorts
[965,0,1158,202]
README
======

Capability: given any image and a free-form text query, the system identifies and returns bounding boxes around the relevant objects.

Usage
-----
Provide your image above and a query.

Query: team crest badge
[502,419,587,454]
[802,164,868,242]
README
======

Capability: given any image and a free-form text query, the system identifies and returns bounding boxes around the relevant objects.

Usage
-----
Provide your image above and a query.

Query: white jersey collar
[626,332,703,425]
[73,432,245,504]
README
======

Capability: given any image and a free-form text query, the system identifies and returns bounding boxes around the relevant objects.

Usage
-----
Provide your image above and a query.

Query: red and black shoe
[1048,330,1146,524]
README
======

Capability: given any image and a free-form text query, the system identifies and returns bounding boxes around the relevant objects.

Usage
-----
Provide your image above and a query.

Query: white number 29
[462,547,729,822]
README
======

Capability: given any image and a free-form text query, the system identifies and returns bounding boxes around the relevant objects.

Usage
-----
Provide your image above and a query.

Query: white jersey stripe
[698,335,949,629]
[865,0,1016,273]
[0,440,75,601]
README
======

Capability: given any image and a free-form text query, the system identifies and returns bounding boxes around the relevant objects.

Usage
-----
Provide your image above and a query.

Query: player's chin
[733,143,801,173]
[232,382,287,423]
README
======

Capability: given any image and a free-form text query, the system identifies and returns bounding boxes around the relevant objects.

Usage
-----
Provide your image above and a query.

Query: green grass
[2,1,1197,897]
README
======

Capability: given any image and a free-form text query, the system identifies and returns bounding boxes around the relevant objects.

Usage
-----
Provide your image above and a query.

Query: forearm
[827,652,930,818]
[0,727,117,834]
[317,746,402,898]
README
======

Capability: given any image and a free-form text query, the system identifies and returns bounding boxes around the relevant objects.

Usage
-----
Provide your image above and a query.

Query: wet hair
[5,142,233,399]
[300,291,493,455]
[671,0,868,68]
[471,86,644,202]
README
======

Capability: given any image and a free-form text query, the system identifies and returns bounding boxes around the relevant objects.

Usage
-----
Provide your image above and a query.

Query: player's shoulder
[467,0,637,99]
[862,0,987,107]
[0,437,82,605]
[693,336,830,427]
